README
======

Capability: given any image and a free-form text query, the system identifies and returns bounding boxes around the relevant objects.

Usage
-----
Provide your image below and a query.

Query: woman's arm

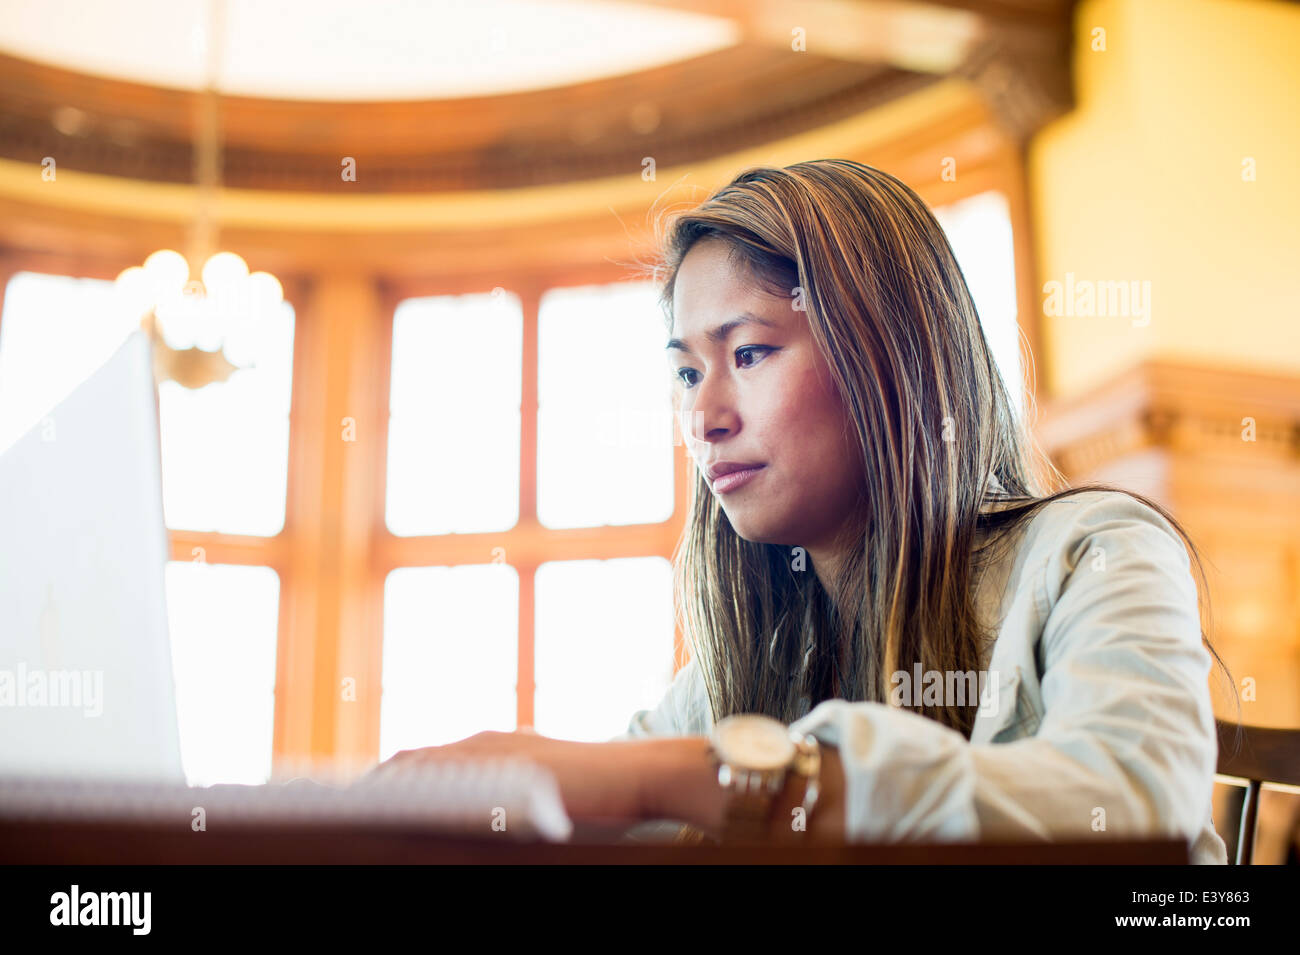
[635,735,848,844]
[751,495,1222,852]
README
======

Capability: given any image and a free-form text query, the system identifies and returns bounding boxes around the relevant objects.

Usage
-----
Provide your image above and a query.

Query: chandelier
[114,0,282,389]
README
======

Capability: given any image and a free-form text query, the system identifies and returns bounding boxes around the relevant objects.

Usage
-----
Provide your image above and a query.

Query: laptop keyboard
[0,760,573,841]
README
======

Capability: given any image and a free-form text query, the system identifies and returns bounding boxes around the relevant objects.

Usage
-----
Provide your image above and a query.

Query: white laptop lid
[0,329,184,782]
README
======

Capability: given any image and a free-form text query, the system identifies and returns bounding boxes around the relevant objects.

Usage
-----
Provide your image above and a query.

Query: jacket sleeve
[787,494,1220,851]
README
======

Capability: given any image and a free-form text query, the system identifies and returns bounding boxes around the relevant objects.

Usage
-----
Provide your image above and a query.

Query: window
[379,564,519,760]
[164,561,281,787]
[378,282,682,749]
[0,270,297,533]
[537,281,674,528]
[932,191,1025,421]
[533,556,674,741]
[156,299,295,535]
[386,292,523,535]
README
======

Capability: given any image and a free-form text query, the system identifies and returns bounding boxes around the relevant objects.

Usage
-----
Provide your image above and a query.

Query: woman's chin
[722,513,783,546]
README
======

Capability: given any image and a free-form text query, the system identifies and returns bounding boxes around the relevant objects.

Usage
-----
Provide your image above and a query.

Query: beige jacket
[614,485,1228,864]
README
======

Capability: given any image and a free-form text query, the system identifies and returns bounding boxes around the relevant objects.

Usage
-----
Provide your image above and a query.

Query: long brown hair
[649,159,1240,749]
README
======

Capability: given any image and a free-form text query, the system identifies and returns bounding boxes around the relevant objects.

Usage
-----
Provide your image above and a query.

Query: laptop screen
[0,330,184,783]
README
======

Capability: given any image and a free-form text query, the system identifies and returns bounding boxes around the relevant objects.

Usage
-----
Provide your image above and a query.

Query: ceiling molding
[609,0,1077,145]
[0,46,935,192]
[0,77,993,229]
[0,0,1078,191]
[0,78,1008,280]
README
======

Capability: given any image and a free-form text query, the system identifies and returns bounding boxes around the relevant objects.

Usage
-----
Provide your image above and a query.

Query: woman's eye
[674,346,773,389]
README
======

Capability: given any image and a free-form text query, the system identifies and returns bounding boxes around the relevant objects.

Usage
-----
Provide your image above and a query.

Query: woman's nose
[681,408,712,450]
[683,380,738,445]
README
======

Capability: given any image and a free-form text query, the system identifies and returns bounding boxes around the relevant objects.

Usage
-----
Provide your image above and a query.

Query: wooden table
[0,819,1189,863]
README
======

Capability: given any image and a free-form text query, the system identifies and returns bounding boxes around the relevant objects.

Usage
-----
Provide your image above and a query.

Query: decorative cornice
[954,22,1075,146]
[0,77,1003,283]
[0,47,936,193]
[1036,360,1300,479]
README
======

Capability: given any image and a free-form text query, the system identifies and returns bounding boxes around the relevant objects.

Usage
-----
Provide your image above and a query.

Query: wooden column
[516,285,541,730]
[276,272,390,777]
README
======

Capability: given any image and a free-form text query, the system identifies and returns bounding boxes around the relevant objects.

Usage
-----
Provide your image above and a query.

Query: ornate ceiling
[0,0,1077,193]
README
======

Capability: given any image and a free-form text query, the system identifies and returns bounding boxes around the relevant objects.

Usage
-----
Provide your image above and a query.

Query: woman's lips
[712,465,765,494]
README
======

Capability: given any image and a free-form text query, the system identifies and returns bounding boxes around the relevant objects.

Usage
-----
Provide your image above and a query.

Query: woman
[380,159,1240,863]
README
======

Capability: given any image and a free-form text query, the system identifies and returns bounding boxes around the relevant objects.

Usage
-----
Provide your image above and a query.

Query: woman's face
[668,239,866,557]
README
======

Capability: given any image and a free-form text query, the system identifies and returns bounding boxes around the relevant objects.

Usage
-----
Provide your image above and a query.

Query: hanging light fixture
[115,0,283,389]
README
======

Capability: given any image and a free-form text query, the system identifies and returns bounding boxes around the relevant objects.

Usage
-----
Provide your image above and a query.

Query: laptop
[0,329,572,840]
[0,329,184,782]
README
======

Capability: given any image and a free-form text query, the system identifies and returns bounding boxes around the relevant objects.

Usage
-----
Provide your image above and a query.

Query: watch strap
[716,765,787,845]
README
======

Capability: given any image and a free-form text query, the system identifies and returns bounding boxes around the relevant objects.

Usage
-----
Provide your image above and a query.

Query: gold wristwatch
[707,714,821,844]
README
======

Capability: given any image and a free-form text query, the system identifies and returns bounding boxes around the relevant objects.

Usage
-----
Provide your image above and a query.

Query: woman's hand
[363,729,846,845]
[370,730,661,831]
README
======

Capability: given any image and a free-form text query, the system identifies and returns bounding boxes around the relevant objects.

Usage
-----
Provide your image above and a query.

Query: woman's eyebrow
[665,312,780,355]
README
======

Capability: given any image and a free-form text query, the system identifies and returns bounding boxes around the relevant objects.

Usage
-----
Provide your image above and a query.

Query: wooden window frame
[325,269,694,772]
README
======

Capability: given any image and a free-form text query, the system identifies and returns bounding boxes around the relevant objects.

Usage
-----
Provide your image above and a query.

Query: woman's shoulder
[989,488,1188,571]
[1020,488,1192,584]
[974,488,1195,642]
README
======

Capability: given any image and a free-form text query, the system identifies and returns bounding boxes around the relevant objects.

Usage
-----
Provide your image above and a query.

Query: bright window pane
[932,191,1024,421]
[164,561,280,787]
[157,301,295,535]
[386,293,522,535]
[0,271,296,535]
[533,557,674,741]
[379,564,518,760]
[538,282,674,529]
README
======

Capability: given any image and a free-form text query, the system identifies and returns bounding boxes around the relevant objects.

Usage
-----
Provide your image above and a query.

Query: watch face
[713,715,795,770]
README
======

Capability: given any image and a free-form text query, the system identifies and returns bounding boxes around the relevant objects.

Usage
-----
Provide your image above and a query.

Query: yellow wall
[1029,0,1300,399]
